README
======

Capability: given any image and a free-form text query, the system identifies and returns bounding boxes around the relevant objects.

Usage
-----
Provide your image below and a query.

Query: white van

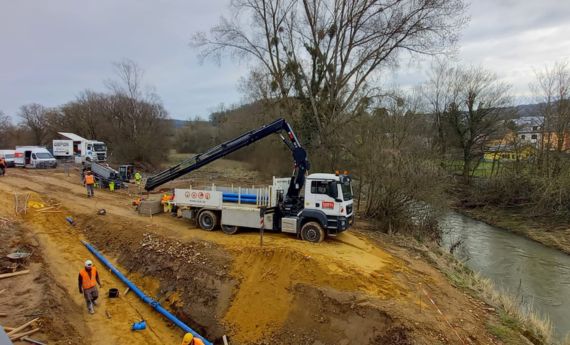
[15,146,57,168]
[0,149,16,167]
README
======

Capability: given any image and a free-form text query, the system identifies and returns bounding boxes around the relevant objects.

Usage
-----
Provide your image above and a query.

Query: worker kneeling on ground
[78,260,102,314]
[181,333,205,345]
[83,170,95,198]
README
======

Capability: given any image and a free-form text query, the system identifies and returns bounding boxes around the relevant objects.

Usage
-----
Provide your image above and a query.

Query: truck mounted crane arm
[145,118,310,200]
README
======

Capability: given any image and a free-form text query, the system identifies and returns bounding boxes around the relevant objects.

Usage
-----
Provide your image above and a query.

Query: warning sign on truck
[173,189,223,209]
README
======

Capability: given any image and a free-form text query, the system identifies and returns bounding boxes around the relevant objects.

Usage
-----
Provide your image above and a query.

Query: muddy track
[0,168,504,344]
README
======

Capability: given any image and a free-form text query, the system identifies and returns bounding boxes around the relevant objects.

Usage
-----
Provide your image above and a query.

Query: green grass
[487,321,522,344]
[443,159,513,178]
[435,250,554,344]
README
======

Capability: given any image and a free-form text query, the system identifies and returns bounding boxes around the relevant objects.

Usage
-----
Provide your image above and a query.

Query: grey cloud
[1,0,569,120]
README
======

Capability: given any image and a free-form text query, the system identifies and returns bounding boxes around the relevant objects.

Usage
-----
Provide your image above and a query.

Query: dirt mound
[265,284,412,345]
[222,245,408,343]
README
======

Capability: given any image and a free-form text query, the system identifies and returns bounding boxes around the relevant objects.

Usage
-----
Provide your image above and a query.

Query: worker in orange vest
[181,333,205,345]
[0,157,6,176]
[83,170,95,198]
[78,260,102,314]
[161,193,173,213]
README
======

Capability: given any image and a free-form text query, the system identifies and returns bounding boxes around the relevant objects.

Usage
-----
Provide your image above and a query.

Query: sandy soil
[0,166,507,344]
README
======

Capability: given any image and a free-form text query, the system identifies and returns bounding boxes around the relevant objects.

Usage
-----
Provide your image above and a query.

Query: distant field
[160,149,264,189]
[444,160,512,177]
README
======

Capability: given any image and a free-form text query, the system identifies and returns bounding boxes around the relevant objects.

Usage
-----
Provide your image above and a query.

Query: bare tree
[423,58,456,156]
[0,111,14,148]
[444,66,512,184]
[19,103,49,145]
[531,60,570,176]
[193,0,467,160]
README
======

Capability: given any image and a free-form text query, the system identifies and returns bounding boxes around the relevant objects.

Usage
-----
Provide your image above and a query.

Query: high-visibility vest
[85,175,95,185]
[161,194,173,204]
[193,339,205,345]
[79,267,97,289]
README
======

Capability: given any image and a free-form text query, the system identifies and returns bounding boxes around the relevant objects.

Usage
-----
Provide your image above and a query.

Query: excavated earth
[0,166,507,345]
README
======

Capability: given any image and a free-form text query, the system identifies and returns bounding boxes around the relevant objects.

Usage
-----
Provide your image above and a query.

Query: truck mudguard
[298,209,328,231]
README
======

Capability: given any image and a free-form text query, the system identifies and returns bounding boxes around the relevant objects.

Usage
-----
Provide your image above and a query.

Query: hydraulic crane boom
[145,118,310,200]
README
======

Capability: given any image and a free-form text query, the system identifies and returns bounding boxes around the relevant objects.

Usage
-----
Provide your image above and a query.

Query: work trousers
[86,184,94,197]
[83,286,99,311]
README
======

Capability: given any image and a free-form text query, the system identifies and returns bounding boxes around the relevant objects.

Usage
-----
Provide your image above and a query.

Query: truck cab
[85,140,107,162]
[276,173,353,242]
[301,173,353,234]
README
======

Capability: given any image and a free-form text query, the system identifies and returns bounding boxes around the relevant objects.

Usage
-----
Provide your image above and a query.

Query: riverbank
[455,205,570,255]
[359,228,556,345]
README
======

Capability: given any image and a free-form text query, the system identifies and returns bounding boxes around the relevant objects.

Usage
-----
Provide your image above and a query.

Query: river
[441,212,570,340]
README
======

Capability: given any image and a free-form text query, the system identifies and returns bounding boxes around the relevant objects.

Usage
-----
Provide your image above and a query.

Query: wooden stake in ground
[259,207,266,247]
[0,270,30,280]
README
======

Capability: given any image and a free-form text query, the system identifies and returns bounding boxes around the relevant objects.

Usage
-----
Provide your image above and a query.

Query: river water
[441,212,570,339]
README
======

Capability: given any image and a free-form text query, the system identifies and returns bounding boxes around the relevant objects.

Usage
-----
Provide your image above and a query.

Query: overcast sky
[1,0,569,120]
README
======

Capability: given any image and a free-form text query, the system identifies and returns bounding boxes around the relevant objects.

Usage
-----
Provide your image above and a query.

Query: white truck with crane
[145,118,353,243]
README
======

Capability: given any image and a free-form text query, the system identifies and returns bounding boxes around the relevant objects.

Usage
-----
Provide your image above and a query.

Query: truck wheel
[221,224,239,235]
[198,210,217,231]
[301,222,325,243]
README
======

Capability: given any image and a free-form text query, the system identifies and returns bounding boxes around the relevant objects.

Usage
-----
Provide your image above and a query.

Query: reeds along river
[441,212,570,340]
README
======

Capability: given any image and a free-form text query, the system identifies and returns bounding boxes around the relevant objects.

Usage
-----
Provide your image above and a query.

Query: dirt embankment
[0,168,512,344]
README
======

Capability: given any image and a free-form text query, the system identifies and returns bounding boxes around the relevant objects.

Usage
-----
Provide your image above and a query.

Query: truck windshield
[340,182,353,201]
[5,154,14,159]
[93,144,106,152]
[36,152,54,159]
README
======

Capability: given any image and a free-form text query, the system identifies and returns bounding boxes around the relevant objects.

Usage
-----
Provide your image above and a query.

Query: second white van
[15,146,57,168]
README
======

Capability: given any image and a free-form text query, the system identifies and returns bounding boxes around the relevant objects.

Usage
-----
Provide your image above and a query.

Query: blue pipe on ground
[81,241,213,345]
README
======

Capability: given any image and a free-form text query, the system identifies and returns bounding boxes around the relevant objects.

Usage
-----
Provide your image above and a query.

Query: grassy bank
[457,206,570,255]
[441,256,554,344]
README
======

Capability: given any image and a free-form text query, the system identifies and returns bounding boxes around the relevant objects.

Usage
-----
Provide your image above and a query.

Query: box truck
[54,133,107,162]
